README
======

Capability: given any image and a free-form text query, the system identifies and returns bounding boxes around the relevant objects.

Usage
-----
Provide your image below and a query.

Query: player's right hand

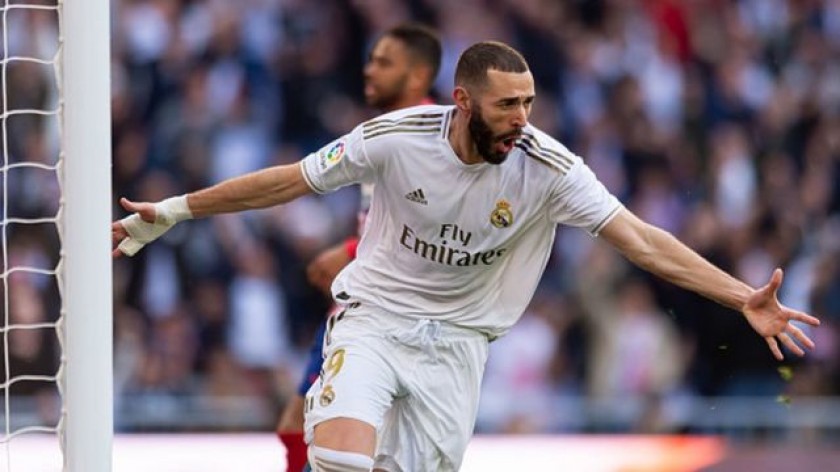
[113,195,193,258]
[112,197,159,258]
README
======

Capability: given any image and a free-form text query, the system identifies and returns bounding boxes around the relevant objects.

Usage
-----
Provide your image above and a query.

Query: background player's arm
[599,208,819,360]
[306,240,355,295]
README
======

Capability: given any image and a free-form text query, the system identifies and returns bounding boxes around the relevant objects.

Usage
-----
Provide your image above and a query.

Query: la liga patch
[319,141,346,169]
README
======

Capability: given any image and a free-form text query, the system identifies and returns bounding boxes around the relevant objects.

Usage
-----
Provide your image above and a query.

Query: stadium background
[3,0,840,469]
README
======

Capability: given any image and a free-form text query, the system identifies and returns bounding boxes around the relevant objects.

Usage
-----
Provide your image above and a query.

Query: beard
[366,75,408,112]
[468,104,519,165]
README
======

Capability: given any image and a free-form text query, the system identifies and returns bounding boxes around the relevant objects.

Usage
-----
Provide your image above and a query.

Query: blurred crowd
[3,0,840,435]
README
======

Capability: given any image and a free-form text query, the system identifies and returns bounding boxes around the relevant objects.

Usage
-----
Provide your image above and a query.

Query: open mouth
[495,134,521,154]
[499,131,522,143]
[498,133,522,150]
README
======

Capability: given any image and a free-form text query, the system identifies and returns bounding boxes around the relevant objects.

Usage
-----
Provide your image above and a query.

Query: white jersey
[301,104,622,337]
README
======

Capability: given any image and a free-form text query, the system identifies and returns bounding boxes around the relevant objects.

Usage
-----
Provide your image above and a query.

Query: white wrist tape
[117,195,193,257]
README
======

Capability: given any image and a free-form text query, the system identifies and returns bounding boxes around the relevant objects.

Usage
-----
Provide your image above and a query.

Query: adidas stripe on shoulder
[362,112,443,140]
[517,132,575,175]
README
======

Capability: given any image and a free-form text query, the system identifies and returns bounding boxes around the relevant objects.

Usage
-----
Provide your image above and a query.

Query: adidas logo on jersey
[405,188,428,205]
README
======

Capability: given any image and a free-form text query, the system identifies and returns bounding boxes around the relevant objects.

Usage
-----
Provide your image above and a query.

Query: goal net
[1,0,111,470]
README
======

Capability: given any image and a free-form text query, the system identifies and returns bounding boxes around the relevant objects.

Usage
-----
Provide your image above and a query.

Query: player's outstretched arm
[112,162,312,258]
[599,208,820,360]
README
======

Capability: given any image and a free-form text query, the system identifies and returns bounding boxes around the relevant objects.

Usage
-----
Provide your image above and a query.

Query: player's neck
[388,94,427,112]
[448,109,484,165]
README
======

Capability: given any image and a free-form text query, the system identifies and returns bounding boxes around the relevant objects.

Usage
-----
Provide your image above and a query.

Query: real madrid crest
[320,385,336,407]
[490,199,514,228]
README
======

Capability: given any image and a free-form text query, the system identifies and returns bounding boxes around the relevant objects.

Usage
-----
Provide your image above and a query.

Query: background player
[275,22,441,472]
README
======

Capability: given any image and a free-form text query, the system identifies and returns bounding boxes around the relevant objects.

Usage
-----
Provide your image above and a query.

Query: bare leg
[278,395,306,432]
[312,417,376,456]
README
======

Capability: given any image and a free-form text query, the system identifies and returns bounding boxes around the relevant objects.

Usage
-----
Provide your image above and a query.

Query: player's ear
[409,65,432,94]
[453,86,470,112]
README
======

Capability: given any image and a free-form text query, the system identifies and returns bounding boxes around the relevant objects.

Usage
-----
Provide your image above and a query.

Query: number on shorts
[323,348,345,380]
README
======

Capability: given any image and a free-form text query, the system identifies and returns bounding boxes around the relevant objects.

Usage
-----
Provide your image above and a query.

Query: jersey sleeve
[300,124,374,194]
[548,160,623,236]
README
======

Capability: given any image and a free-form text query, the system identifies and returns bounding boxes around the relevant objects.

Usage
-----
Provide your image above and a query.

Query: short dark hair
[454,41,529,91]
[384,23,442,82]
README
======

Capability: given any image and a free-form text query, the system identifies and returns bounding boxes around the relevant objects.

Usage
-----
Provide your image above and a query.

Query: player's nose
[511,105,527,128]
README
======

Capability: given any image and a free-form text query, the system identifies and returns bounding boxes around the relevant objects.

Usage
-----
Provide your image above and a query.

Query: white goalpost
[61,0,113,469]
[0,0,112,470]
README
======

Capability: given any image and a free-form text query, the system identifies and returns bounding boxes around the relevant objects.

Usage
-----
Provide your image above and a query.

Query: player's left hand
[742,268,821,360]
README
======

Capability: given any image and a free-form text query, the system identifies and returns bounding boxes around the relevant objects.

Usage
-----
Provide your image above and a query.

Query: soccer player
[276,23,441,472]
[112,41,820,472]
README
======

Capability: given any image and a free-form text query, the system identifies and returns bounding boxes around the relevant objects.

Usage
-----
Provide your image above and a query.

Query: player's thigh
[312,417,377,456]
[375,397,443,471]
[415,339,487,463]
[303,331,399,453]
[378,335,489,471]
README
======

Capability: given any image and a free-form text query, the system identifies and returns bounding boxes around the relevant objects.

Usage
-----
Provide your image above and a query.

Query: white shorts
[303,304,490,472]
